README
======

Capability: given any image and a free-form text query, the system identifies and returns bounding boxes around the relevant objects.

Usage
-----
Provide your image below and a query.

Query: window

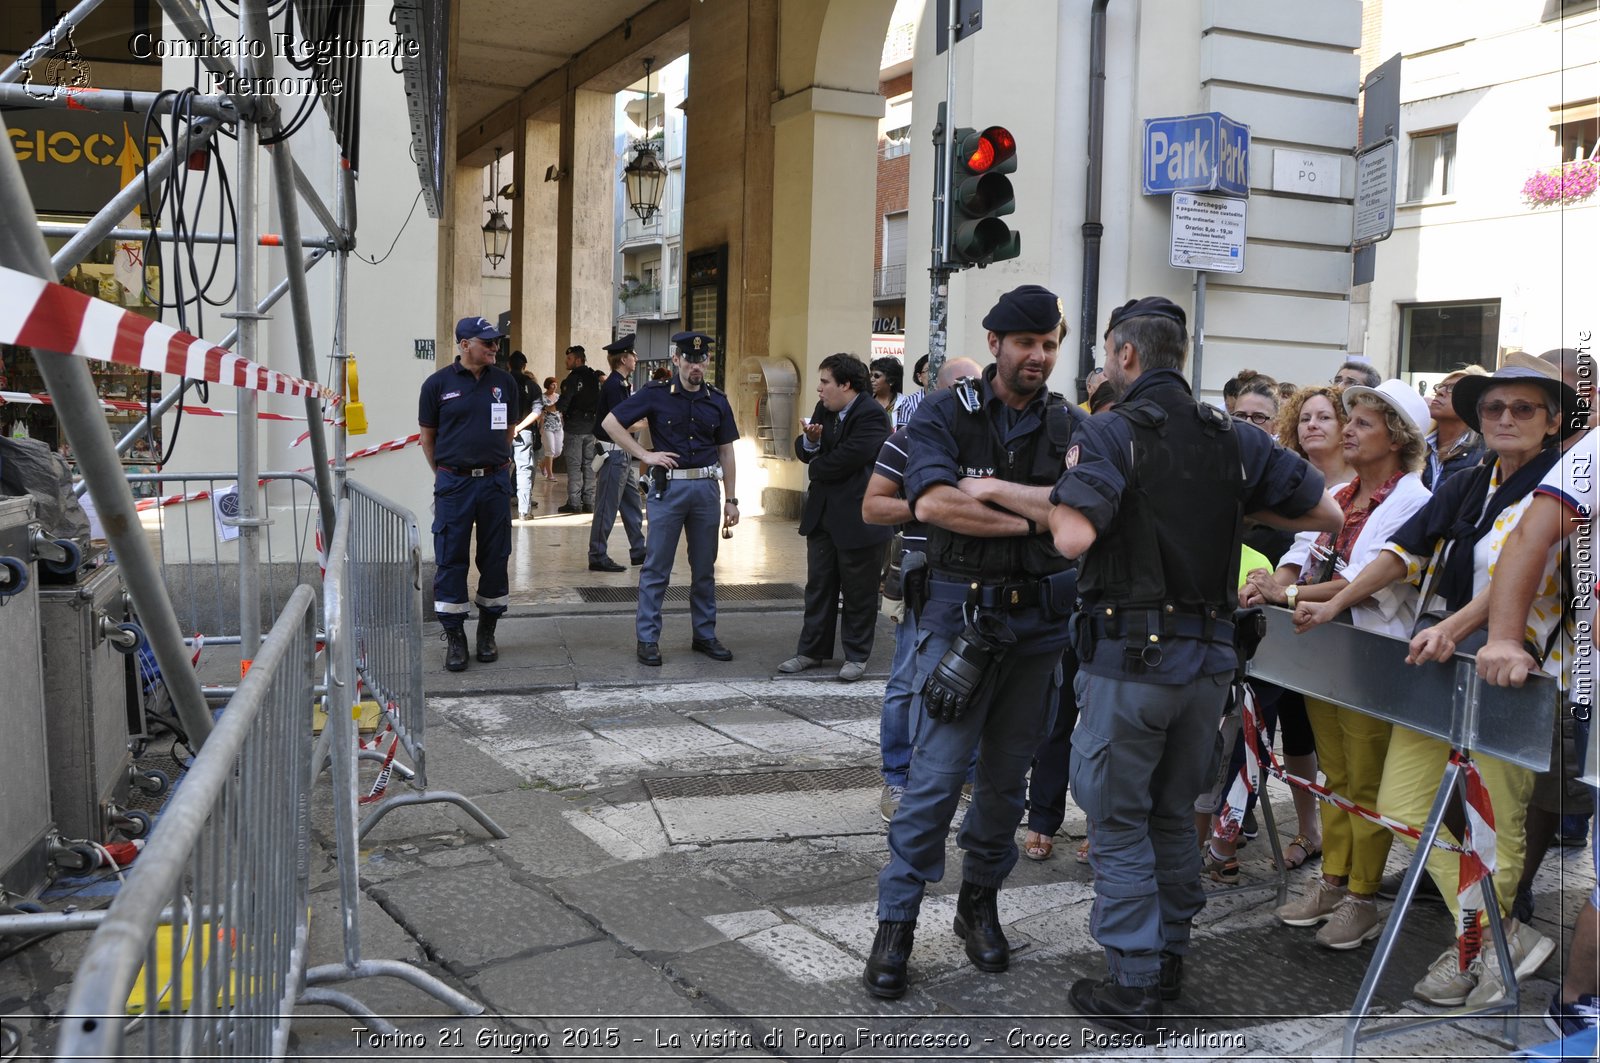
[882,126,911,160]
[1407,128,1457,201]
[1399,300,1499,376]
[1552,101,1599,162]
[883,212,907,269]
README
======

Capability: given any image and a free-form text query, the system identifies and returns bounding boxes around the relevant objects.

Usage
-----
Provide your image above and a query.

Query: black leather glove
[922,614,1017,724]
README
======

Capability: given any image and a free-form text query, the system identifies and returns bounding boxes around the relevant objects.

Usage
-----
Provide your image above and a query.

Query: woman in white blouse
[1241,379,1432,951]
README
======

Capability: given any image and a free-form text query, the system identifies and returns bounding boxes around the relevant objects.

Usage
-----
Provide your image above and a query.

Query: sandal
[1283,833,1322,871]
[1202,845,1240,885]
[1023,832,1054,862]
[1075,839,1091,864]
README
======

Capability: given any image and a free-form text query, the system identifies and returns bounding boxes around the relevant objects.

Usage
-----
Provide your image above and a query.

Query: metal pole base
[358,790,510,841]
[304,959,486,1017]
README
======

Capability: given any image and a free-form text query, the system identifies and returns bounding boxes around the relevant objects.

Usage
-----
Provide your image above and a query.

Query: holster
[901,551,929,616]
[648,465,670,500]
[881,532,908,601]
[1232,606,1267,671]
[1068,610,1096,664]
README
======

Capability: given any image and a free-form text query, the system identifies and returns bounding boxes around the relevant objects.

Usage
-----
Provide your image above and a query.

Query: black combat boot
[952,881,1010,972]
[1069,977,1164,1036]
[475,615,499,663]
[861,920,916,999]
[443,628,469,672]
[1159,951,1183,1001]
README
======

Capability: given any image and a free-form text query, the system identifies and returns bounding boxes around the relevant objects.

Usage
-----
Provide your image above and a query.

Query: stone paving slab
[548,859,761,955]
[421,616,578,695]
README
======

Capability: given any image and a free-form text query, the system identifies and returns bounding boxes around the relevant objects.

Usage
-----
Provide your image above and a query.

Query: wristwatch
[725,497,739,506]
[1285,584,1299,609]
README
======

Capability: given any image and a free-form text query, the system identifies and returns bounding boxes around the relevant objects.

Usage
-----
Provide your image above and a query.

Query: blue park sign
[1142,112,1250,198]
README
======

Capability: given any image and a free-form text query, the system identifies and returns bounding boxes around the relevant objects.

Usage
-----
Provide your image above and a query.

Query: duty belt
[927,577,1040,609]
[669,465,721,481]
[438,461,510,477]
[1086,605,1232,643]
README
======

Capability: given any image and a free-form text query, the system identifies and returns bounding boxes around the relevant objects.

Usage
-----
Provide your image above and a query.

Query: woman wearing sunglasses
[1241,380,1433,950]
[1423,365,1489,489]
[1292,358,1580,1007]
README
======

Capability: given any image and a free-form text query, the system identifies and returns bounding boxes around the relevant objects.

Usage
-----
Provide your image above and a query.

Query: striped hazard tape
[134,433,423,511]
[1,389,308,421]
[0,263,337,402]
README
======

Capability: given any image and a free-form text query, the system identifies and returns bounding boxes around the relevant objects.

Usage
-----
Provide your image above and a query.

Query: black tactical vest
[1076,389,1244,614]
[927,392,1079,582]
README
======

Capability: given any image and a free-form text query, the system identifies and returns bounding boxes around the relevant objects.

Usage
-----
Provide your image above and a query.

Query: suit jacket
[795,396,893,550]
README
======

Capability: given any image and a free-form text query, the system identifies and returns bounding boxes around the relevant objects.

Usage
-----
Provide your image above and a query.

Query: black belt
[1086,605,1232,643]
[927,577,1041,609]
[438,461,510,477]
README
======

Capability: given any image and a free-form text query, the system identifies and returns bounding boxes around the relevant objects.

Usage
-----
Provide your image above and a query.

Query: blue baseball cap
[455,316,504,341]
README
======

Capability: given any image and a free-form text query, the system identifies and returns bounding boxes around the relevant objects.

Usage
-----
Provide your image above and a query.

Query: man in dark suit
[780,352,893,682]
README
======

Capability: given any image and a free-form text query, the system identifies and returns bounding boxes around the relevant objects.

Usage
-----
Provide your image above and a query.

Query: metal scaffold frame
[1,0,496,1048]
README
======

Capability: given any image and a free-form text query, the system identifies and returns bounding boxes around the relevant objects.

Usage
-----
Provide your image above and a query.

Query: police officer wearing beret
[864,285,1085,1000]
[588,334,647,572]
[1046,296,1342,1033]
[600,331,740,666]
[419,316,520,672]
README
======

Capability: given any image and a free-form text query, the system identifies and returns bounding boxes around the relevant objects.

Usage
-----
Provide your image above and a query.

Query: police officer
[599,331,739,667]
[588,334,647,572]
[1047,296,1342,1034]
[864,285,1083,1000]
[418,316,519,672]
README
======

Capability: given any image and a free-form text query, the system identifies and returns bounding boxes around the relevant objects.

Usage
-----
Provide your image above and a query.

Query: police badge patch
[1064,444,1080,470]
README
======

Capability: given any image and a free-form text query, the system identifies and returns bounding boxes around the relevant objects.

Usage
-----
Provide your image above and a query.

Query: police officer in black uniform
[419,316,519,671]
[599,331,740,667]
[1047,296,1342,1034]
[864,285,1084,999]
[588,333,647,571]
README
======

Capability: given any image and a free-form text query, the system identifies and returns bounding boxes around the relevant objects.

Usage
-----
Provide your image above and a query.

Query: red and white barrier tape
[0,263,337,402]
[1,389,307,421]
[133,435,422,511]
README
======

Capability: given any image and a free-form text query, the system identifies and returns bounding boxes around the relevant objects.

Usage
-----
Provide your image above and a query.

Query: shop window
[1399,300,1500,376]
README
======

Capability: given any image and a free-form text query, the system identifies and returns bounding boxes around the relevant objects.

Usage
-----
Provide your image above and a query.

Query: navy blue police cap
[455,316,504,341]
[602,333,636,354]
[981,285,1064,334]
[1106,296,1187,334]
[671,331,713,361]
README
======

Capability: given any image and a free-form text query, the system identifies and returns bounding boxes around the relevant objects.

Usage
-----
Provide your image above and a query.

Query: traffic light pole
[927,11,960,385]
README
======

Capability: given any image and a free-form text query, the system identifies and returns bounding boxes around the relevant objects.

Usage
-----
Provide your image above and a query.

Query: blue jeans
[636,477,721,644]
[880,607,920,787]
[1071,669,1230,987]
[588,446,645,563]
[876,625,1060,922]
[512,430,537,514]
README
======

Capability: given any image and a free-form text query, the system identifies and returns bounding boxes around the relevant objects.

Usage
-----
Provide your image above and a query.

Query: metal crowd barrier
[55,583,318,1061]
[341,480,505,841]
[1247,605,1560,1061]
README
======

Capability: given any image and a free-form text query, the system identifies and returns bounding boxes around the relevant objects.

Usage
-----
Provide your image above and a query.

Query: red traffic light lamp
[949,125,1020,268]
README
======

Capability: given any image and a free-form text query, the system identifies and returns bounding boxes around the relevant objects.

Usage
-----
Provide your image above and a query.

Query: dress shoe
[1069,977,1164,1037]
[558,503,581,514]
[636,641,662,666]
[1158,951,1182,1001]
[630,553,647,566]
[862,920,915,999]
[582,503,594,513]
[692,638,733,661]
[952,881,1009,972]
[443,629,469,672]
[475,616,499,663]
[589,557,626,573]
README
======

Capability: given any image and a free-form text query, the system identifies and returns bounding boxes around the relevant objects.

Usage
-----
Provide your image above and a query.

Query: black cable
[355,188,425,267]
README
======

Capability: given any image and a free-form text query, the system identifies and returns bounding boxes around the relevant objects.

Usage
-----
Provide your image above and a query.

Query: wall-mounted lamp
[543,165,567,183]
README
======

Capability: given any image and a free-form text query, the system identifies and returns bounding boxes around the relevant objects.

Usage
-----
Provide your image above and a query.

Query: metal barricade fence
[341,480,505,841]
[55,583,317,1062]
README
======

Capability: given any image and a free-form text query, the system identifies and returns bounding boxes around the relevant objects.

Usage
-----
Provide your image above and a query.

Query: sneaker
[1412,943,1480,1006]
[838,660,867,682]
[1546,993,1600,1038]
[879,784,904,824]
[777,654,825,674]
[1276,878,1345,927]
[1314,895,1382,950]
[1463,918,1556,1007]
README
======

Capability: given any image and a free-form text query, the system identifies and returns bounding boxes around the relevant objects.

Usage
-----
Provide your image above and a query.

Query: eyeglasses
[1431,383,1454,396]
[1232,411,1274,426]
[1478,400,1545,421]
[1332,375,1364,388]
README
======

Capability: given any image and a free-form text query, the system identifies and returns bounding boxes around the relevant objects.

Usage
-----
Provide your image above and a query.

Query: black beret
[981,284,1064,334]
[670,331,713,360]
[1107,296,1187,333]
[602,333,636,354]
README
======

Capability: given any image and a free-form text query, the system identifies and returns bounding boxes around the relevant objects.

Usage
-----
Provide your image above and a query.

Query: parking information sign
[1169,192,1247,273]
[1354,139,1397,245]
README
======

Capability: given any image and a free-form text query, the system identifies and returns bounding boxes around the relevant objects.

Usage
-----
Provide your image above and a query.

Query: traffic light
[948,125,1019,268]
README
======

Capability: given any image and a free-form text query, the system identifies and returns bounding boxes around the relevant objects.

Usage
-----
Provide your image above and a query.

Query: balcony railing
[619,213,664,246]
[874,263,907,299]
[621,289,661,316]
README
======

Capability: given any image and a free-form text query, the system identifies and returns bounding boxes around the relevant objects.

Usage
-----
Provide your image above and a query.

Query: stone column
[556,83,616,364]
[512,114,560,382]
[446,158,485,364]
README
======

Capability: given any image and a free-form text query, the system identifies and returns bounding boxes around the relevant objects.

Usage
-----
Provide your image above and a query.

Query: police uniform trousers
[588,446,645,564]
[1069,668,1230,988]
[431,467,512,629]
[636,477,721,644]
[1026,648,1081,837]
[797,533,886,664]
[876,601,1062,922]
[563,418,598,508]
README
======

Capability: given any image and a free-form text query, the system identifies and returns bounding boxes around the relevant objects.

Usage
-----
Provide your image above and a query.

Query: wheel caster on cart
[129,766,170,797]
[108,806,152,839]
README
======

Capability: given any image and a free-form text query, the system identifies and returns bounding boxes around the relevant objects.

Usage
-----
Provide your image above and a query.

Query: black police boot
[952,881,1010,972]
[475,616,499,663]
[1069,977,1164,1037]
[443,628,469,672]
[1159,951,1182,1001]
[862,920,915,999]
